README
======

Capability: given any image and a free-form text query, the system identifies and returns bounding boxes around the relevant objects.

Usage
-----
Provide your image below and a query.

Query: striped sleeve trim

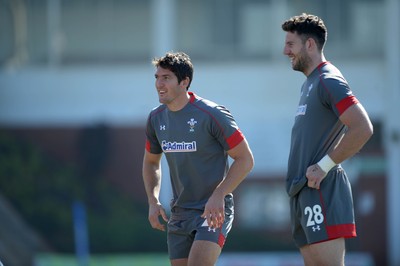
[227,129,245,150]
[336,95,359,115]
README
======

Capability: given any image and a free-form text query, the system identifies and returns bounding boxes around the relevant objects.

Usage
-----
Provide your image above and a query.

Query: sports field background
[35,252,374,266]
[1,0,399,266]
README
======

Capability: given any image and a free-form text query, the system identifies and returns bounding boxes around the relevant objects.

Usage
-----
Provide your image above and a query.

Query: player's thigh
[187,240,221,266]
[170,258,188,266]
[300,237,345,266]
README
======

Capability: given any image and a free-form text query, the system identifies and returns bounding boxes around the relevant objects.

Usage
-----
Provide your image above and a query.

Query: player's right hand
[305,163,327,190]
[148,203,169,231]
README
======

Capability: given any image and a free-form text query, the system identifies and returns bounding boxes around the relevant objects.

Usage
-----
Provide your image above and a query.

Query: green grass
[35,253,170,266]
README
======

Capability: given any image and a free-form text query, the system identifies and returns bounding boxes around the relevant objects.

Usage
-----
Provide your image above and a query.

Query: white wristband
[317,154,336,173]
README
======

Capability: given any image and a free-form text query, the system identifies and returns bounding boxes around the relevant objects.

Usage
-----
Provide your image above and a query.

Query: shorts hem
[313,234,356,245]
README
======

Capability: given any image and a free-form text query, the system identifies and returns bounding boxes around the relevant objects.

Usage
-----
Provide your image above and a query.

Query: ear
[306,38,317,51]
[180,77,190,89]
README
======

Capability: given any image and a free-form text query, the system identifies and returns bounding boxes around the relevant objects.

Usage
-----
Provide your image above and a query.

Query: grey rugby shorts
[167,195,234,260]
[290,166,357,247]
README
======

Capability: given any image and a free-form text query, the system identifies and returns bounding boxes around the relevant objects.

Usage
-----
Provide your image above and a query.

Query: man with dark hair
[281,14,373,266]
[143,51,254,266]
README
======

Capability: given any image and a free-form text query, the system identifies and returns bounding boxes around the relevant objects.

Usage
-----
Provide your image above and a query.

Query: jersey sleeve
[145,112,163,154]
[318,76,359,117]
[210,105,245,151]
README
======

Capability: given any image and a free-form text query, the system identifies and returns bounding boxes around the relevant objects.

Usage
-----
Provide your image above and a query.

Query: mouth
[289,56,297,67]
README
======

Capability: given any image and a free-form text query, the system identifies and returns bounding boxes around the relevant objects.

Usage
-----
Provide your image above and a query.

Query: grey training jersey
[286,62,359,196]
[145,92,245,209]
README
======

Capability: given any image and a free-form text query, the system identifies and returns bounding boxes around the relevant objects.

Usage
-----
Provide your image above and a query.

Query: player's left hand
[306,163,327,190]
[148,202,168,231]
[201,192,225,229]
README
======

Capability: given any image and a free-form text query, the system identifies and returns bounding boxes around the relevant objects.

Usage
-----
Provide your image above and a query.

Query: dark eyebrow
[155,73,171,78]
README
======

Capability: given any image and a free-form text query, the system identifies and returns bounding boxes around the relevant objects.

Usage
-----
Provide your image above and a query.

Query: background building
[0,0,399,265]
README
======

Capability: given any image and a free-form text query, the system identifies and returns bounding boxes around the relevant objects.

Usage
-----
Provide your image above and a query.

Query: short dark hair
[152,51,194,90]
[281,13,327,51]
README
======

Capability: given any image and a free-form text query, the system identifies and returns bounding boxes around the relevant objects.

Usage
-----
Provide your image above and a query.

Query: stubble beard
[292,49,312,74]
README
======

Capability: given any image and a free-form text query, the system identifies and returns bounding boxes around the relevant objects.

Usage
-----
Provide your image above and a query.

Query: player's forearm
[214,154,254,196]
[329,120,373,164]
[142,165,162,205]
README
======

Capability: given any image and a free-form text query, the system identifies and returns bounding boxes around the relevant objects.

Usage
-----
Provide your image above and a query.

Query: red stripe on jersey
[317,61,329,70]
[227,129,244,149]
[189,92,244,150]
[336,96,359,115]
[326,223,357,239]
[189,92,196,103]
[218,233,226,248]
[145,139,151,152]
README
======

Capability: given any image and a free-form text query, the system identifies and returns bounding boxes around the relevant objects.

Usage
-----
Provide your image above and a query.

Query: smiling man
[281,14,373,266]
[142,52,254,266]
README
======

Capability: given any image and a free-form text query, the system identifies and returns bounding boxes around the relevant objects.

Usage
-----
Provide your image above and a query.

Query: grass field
[35,253,170,266]
[35,252,374,266]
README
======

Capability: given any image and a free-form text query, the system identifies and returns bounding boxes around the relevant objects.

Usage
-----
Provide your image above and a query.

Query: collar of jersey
[188,92,196,103]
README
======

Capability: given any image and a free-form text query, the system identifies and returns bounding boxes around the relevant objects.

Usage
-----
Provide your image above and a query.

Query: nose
[156,78,163,88]
[283,46,290,56]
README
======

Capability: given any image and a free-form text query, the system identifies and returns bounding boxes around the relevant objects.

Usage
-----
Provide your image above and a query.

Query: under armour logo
[160,125,166,130]
[201,219,216,232]
[208,227,216,232]
[312,225,321,232]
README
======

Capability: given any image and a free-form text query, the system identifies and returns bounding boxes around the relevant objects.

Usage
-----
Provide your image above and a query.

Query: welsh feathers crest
[187,118,197,132]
